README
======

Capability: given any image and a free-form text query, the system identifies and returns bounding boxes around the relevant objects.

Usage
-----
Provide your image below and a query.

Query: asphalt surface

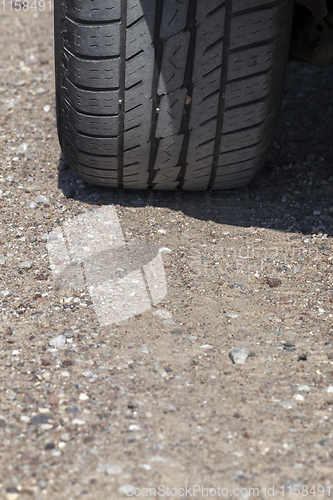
[0,5,333,500]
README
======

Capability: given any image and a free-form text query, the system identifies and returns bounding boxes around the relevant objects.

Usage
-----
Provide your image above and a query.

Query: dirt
[0,5,333,500]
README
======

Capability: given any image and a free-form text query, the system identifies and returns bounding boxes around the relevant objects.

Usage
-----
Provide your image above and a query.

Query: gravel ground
[1,5,333,500]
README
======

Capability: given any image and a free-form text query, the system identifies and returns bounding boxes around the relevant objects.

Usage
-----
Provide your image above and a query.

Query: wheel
[54,0,293,191]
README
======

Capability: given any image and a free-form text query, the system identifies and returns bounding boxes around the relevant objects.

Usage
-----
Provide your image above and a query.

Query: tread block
[126,17,154,60]
[127,0,156,29]
[66,0,120,22]
[75,150,118,170]
[64,19,120,57]
[158,31,190,95]
[65,126,118,155]
[225,72,270,107]
[160,0,188,38]
[220,125,262,153]
[227,45,273,80]
[125,51,154,88]
[64,80,118,115]
[65,51,119,89]
[65,102,118,136]
[156,88,187,139]
[196,0,224,23]
[155,134,183,171]
[223,101,266,133]
[230,9,277,50]
[219,143,260,165]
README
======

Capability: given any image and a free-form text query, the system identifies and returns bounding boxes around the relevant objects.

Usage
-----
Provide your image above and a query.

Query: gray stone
[171,328,184,335]
[0,257,6,265]
[41,233,49,242]
[18,261,33,270]
[229,348,249,365]
[162,318,175,327]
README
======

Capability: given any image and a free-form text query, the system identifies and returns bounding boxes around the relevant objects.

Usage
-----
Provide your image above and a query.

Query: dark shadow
[58,61,333,237]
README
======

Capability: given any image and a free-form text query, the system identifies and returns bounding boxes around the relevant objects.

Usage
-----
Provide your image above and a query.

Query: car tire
[54,0,293,190]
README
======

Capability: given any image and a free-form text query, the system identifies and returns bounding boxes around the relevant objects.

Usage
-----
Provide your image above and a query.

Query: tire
[54,0,293,191]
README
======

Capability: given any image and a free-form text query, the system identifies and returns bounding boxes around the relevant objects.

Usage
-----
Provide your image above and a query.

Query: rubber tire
[54,0,293,191]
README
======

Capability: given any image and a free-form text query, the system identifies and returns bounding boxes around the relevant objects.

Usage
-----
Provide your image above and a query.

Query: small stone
[6,176,14,182]
[43,104,51,112]
[306,153,316,161]
[29,236,37,243]
[327,386,333,393]
[298,354,307,362]
[229,348,249,365]
[64,330,74,339]
[267,277,282,287]
[313,209,321,215]
[157,229,167,234]
[49,335,66,349]
[294,394,304,401]
[298,385,310,392]
[79,393,89,401]
[327,353,333,360]
[28,202,37,209]
[161,318,175,327]
[49,395,59,405]
[41,233,49,242]
[35,195,49,205]
[1,290,11,298]
[171,328,184,334]
[72,418,85,425]
[140,344,149,354]
[17,142,29,154]
[18,261,33,270]
[152,309,172,319]
[226,313,239,319]
[159,247,172,254]
[24,185,41,193]
[119,485,134,495]
[106,464,123,475]
[30,414,53,425]
[0,257,6,265]
[278,401,296,410]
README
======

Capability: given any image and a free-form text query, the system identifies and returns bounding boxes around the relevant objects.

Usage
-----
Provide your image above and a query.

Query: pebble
[6,176,14,182]
[313,209,321,215]
[327,353,333,360]
[298,354,307,361]
[24,185,41,193]
[41,233,49,242]
[140,344,149,354]
[18,261,33,270]
[106,464,123,475]
[119,485,134,495]
[171,328,184,334]
[0,257,6,265]
[161,318,175,327]
[326,386,333,393]
[16,142,29,154]
[226,313,239,319]
[28,202,37,209]
[298,385,310,392]
[1,290,11,298]
[267,277,282,288]
[152,309,172,319]
[229,348,249,365]
[35,195,49,205]
[294,394,304,401]
[72,419,85,425]
[159,247,172,254]
[43,104,51,112]
[79,393,89,401]
[278,401,296,410]
[49,335,66,349]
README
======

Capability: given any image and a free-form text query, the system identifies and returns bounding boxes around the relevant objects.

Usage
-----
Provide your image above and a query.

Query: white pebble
[152,309,172,319]
[278,401,296,410]
[119,485,134,495]
[140,344,149,354]
[41,233,49,242]
[1,290,11,297]
[298,385,310,392]
[79,393,89,401]
[229,348,249,365]
[58,442,66,449]
[35,195,49,205]
[129,424,140,431]
[327,386,333,393]
[18,261,33,270]
[159,247,172,254]
[20,415,30,423]
[72,419,85,425]
[43,104,51,112]
[28,202,37,209]
[49,335,66,349]
[226,313,239,319]
[294,394,304,401]
[106,464,123,475]
[12,350,20,356]
[157,229,167,234]
[0,257,5,265]
[17,142,29,154]
[200,344,214,349]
